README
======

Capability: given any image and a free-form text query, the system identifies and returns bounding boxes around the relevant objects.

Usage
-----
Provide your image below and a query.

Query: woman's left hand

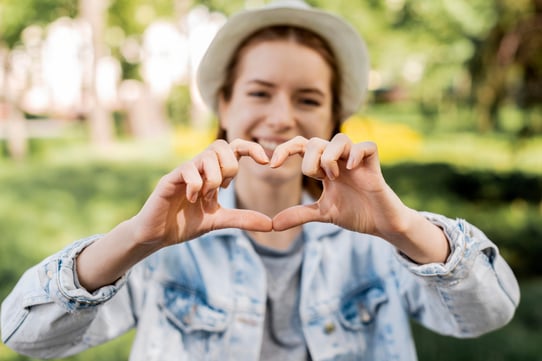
[270,133,407,237]
[270,134,449,263]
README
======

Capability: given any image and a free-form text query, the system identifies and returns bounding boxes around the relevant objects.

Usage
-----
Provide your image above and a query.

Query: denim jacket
[1,186,520,360]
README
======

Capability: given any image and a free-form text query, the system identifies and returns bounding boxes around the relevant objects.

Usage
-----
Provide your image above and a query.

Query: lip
[253,136,289,159]
[253,136,288,149]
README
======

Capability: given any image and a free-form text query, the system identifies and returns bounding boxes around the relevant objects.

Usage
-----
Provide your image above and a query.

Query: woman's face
[218,40,335,183]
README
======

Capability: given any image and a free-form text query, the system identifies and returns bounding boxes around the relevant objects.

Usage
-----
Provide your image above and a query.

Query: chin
[241,157,301,184]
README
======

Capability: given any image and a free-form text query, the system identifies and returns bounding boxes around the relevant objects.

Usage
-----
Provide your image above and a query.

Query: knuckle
[209,139,228,151]
[307,136,326,146]
[301,161,317,174]
[221,163,238,176]
[320,155,336,167]
[229,138,246,148]
[205,175,222,187]
[332,133,349,142]
[293,135,308,143]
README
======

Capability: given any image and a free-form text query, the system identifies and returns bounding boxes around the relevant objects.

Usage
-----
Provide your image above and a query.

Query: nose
[265,94,295,130]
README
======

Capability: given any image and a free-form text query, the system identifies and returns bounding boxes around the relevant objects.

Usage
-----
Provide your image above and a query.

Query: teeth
[259,139,280,151]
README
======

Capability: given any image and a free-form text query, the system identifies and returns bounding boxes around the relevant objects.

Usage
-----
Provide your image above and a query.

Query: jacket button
[359,304,372,323]
[324,322,336,334]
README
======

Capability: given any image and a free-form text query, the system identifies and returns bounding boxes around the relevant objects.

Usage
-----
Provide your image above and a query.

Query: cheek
[219,101,242,139]
[301,118,335,140]
[222,111,255,142]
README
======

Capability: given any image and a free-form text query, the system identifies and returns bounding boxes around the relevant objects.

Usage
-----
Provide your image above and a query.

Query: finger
[230,138,269,164]
[197,151,223,197]
[213,208,273,232]
[168,162,202,202]
[206,140,238,189]
[346,141,379,169]
[269,136,308,168]
[301,137,327,179]
[208,140,238,179]
[320,134,352,180]
[272,203,324,231]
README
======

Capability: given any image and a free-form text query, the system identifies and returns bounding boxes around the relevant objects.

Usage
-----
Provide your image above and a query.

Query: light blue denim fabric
[1,186,520,360]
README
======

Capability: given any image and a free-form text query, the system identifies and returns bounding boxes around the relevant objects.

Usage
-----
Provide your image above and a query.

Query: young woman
[1,1,519,360]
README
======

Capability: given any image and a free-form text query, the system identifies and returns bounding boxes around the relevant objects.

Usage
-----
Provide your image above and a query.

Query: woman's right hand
[129,139,273,249]
[77,139,272,291]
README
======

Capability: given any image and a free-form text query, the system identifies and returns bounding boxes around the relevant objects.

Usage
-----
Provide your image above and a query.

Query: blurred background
[0,0,541,360]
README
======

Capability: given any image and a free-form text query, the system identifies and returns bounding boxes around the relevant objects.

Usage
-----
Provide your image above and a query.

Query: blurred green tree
[0,0,77,48]
[468,0,542,134]
[0,0,540,135]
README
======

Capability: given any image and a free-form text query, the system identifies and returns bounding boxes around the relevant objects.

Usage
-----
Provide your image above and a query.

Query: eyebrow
[246,79,275,88]
[246,79,326,97]
[297,88,326,98]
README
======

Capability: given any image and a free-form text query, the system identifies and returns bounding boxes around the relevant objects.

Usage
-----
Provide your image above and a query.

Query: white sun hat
[196,0,370,121]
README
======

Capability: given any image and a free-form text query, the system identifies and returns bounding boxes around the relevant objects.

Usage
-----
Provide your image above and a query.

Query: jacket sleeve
[1,235,138,359]
[396,212,520,338]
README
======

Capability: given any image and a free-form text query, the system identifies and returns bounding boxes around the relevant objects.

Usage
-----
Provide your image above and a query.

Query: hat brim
[196,4,369,121]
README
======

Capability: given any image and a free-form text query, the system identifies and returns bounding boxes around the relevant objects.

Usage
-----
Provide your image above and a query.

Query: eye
[247,90,270,98]
[299,97,321,107]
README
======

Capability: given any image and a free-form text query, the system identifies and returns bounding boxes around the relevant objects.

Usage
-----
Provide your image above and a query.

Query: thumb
[213,208,273,232]
[272,203,323,231]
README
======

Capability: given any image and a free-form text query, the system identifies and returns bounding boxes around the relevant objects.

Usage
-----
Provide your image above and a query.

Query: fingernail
[269,155,278,168]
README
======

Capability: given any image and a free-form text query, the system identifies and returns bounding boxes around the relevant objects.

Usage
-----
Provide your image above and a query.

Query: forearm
[370,185,450,265]
[76,219,160,292]
[383,208,450,265]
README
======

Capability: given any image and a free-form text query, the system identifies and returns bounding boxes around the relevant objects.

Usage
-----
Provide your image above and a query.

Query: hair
[216,25,342,198]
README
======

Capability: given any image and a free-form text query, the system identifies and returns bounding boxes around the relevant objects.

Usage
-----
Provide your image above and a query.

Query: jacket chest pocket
[158,282,230,359]
[333,282,393,360]
[339,283,388,330]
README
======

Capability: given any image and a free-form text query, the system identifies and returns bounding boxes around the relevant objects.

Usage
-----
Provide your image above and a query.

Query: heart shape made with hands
[174,134,381,243]
[203,135,363,234]
[202,165,316,234]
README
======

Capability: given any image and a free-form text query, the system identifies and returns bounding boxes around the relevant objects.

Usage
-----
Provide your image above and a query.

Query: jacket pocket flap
[160,283,229,333]
[338,283,388,330]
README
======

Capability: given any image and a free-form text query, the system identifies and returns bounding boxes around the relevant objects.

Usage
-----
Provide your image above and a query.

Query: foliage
[2,0,540,134]
[383,162,542,277]
[107,0,176,37]
[467,0,542,133]
[0,0,77,47]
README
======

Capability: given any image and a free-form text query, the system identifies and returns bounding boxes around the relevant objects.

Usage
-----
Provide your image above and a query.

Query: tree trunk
[79,0,114,147]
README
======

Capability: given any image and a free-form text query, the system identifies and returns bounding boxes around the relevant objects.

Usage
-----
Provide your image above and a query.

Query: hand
[130,139,273,249]
[270,134,412,239]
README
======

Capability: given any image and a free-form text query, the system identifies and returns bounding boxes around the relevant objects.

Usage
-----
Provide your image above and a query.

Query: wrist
[76,220,160,292]
[381,209,451,264]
